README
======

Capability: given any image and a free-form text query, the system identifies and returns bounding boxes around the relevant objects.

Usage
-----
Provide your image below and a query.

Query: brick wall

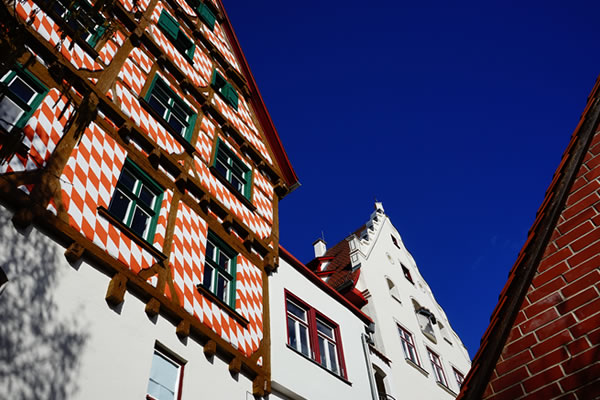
[483,130,600,399]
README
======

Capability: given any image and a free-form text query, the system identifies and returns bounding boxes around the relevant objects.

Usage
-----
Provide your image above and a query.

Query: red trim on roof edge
[279,245,373,325]
[216,0,299,190]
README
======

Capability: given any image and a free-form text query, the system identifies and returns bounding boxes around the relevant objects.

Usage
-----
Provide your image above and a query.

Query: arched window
[373,365,389,399]
[412,299,437,343]
[386,277,401,303]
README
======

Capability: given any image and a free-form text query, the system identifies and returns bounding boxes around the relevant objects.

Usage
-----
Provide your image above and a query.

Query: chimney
[313,238,327,258]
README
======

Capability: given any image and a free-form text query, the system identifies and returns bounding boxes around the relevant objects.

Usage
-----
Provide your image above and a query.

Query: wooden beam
[105,273,127,306]
[145,298,160,318]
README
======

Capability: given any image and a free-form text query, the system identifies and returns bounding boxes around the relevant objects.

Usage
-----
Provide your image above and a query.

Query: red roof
[279,246,372,325]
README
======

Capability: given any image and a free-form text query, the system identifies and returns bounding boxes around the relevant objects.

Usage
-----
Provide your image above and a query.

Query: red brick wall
[483,129,600,400]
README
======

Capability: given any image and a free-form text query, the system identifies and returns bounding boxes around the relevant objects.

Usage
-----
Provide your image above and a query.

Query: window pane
[316,319,334,339]
[8,76,36,104]
[148,351,178,400]
[231,175,244,192]
[206,240,216,262]
[149,94,168,119]
[108,189,131,222]
[0,97,24,130]
[215,273,228,303]
[299,324,310,357]
[318,336,327,367]
[167,114,186,136]
[215,158,229,179]
[138,185,156,208]
[286,301,306,322]
[219,252,230,271]
[118,169,137,192]
[202,264,213,289]
[287,317,297,349]
[131,207,150,237]
[328,342,338,374]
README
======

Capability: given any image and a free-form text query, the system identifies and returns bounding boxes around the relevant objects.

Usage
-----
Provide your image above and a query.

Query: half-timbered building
[0,0,297,397]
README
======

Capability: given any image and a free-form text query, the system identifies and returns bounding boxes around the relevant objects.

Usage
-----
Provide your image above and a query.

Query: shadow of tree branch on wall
[0,207,88,400]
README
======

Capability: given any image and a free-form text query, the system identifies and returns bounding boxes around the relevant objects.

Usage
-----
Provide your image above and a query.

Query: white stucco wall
[0,206,256,400]
[353,207,471,400]
[269,256,373,400]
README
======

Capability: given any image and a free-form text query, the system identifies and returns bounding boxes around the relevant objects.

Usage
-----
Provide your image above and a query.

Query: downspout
[361,333,379,400]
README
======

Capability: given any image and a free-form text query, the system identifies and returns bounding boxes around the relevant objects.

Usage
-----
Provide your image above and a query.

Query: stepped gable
[458,75,600,400]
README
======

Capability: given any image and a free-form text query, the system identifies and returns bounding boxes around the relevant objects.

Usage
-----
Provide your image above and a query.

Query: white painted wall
[269,256,373,400]
[0,207,256,400]
[352,205,471,400]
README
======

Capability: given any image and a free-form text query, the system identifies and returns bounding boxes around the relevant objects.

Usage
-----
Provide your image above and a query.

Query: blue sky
[225,0,600,357]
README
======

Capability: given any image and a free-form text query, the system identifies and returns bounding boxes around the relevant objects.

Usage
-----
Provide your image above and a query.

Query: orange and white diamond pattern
[213,95,272,164]
[253,170,273,200]
[60,123,167,274]
[15,0,102,71]
[119,58,147,96]
[192,156,271,239]
[0,89,74,174]
[115,82,185,155]
[169,201,263,356]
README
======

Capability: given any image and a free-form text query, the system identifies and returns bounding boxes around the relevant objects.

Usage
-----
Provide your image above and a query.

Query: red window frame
[284,290,348,379]
[427,348,448,387]
[146,345,185,400]
[398,325,420,366]
[453,367,465,388]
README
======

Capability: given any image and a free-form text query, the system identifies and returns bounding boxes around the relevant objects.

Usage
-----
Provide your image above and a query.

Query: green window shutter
[87,24,106,47]
[243,170,252,200]
[185,43,196,62]
[198,4,216,30]
[224,84,239,110]
[158,10,180,40]
[184,112,197,141]
[228,256,237,307]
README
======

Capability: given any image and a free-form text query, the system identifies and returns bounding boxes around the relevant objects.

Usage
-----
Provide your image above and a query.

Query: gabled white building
[269,247,374,400]
[307,202,471,400]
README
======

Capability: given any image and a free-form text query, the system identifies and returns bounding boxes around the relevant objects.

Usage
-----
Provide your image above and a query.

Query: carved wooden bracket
[105,273,128,306]
[64,242,85,264]
[228,357,242,375]
[145,297,160,318]
[176,319,190,338]
[203,339,217,358]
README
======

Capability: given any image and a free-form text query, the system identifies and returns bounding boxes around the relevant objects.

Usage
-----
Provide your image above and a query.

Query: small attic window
[391,235,401,249]
[387,277,401,303]
[413,299,437,343]
[401,264,413,284]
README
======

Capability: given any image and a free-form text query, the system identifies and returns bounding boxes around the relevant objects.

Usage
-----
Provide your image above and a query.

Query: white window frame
[146,346,184,400]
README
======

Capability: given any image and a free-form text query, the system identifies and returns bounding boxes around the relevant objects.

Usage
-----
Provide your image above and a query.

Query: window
[285,292,347,378]
[201,231,237,307]
[401,264,413,284]
[387,278,401,302]
[427,348,448,387]
[0,68,47,133]
[211,70,238,110]
[398,325,420,366]
[146,76,197,140]
[146,347,184,400]
[184,0,216,29]
[157,10,195,62]
[212,139,252,199]
[108,160,163,241]
[453,367,465,388]
[391,235,400,249]
[41,0,107,46]
[413,300,437,343]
